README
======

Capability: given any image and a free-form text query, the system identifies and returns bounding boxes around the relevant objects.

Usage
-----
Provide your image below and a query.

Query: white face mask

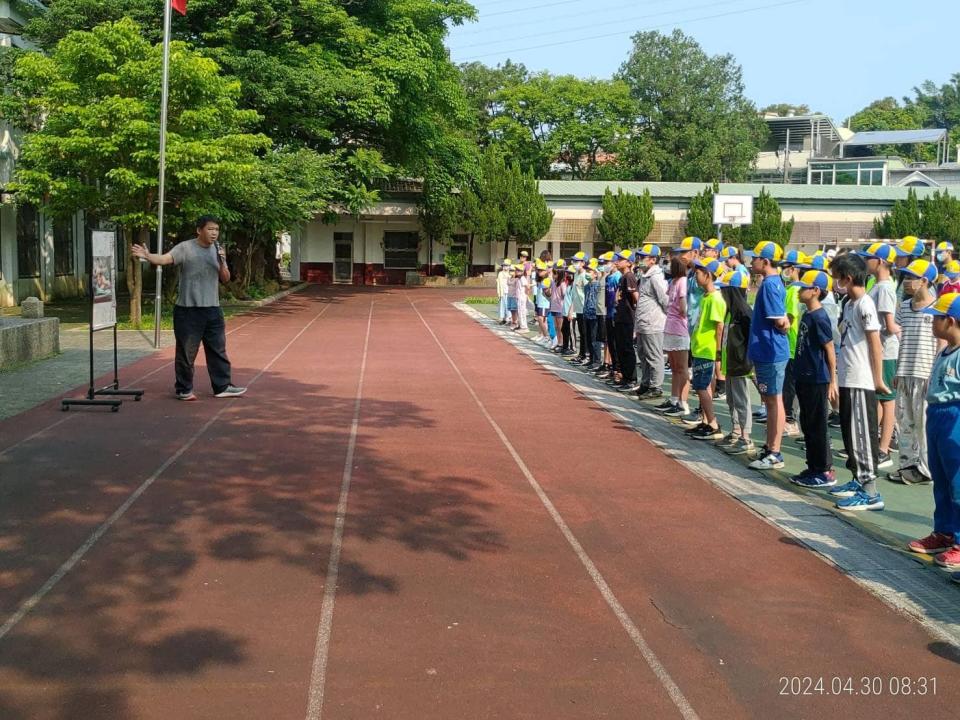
[835,281,848,295]
[937,252,949,263]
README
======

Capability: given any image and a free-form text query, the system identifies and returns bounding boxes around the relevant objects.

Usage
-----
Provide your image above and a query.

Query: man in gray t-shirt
[132,215,246,400]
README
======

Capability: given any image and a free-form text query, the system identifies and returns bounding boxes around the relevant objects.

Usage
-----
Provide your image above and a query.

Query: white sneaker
[214,385,247,398]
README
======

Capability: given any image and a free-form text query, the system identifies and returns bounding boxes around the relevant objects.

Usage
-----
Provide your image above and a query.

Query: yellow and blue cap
[598,251,616,263]
[501,258,512,266]
[897,235,925,257]
[720,246,740,260]
[793,269,833,293]
[798,254,830,271]
[717,268,750,289]
[944,260,960,280]
[541,276,552,288]
[705,237,724,251]
[857,242,901,264]
[672,236,703,253]
[936,241,955,253]
[615,248,636,262]
[570,250,588,262]
[636,243,661,258]
[553,259,566,269]
[781,249,808,267]
[744,241,784,262]
[923,292,960,319]
[900,259,939,284]
[693,258,721,275]
[535,258,548,271]
[587,257,599,270]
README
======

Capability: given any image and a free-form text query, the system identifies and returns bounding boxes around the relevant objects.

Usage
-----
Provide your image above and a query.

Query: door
[334,232,353,283]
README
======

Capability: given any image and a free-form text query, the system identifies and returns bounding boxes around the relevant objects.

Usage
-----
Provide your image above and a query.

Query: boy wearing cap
[906,292,960,572]
[673,237,704,421]
[600,255,622,380]
[571,255,589,361]
[940,260,960,296]
[891,260,941,485]
[614,250,640,391]
[583,263,602,368]
[634,244,669,399]
[780,250,807,437]
[716,270,755,455]
[789,270,838,488]
[936,242,955,268]
[496,260,511,325]
[747,241,791,471]
[828,253,890,511]
[862,243,901,468]
[686,258,726,440]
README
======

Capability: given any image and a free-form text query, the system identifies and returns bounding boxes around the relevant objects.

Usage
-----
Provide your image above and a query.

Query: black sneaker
[692,424,724,441]
[653,399,674,412]
[680,409,702,426]
[836,447,849,460]
[663,403,687,418]
[639,388,664,401]
[617,382,640,393]
[877,451,893,469]
[827,412,841,428]
[684,422,708,435]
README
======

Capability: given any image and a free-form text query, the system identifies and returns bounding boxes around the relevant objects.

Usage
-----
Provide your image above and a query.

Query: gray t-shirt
[838,294,881,390]
[869,278,900,360]
[170,238,221,307]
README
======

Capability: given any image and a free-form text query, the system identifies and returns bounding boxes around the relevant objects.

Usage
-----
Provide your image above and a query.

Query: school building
[290,181,944,285]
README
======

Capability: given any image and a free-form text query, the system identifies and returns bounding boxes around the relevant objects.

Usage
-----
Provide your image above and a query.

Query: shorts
[507,297,518,312]
[536,307,548,318]
[877,359,898,401]
[550,311,563,319]
[691,358,715,391]
[663,333,690,352]
[755,360,788,396]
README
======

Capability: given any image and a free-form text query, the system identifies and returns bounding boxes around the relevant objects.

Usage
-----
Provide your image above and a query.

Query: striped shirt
[895,298,938,378]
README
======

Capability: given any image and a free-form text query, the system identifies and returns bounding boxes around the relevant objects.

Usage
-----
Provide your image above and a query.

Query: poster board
[91,230,118,330]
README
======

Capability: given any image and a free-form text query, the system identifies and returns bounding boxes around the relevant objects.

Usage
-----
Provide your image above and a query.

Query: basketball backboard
[713,194,754,226]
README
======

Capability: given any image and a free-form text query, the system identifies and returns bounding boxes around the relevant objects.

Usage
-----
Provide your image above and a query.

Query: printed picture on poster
[91,230,118,330]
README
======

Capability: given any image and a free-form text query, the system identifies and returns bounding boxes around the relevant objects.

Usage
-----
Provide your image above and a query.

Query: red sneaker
[908,533,954,555]
[934,545,960,569]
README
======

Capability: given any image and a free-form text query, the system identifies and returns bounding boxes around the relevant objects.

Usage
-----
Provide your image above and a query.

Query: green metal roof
[537,180,942,203]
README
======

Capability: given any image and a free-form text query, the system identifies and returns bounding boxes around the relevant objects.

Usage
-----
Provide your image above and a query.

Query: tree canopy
[596,188,654,248]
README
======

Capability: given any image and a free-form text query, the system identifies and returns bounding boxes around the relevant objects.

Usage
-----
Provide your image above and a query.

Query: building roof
[537,180,941,203]
[763,114,843,143]
[845,129,948,146]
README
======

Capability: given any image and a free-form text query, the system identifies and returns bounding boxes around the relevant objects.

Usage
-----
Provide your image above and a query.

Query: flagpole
[154,0,174,349]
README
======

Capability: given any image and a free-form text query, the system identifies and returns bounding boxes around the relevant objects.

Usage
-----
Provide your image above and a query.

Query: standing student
[674,237,704,422]
[685,258,726,440]
[780,250,807,437]
[614,249,640,392]
[716,270,755,456]
[634,244,669,399]
[583,263,602,368]
[891,260,941,485]
[496,259,511,325]
[562,266,576,355]
[549,262,567,351]
[828,253,890,511]
[571,255,589,360]
[906,293,960,573]
[517,263,532,332]
[534,261,552,344]
[601,254,622,380]
[661,254,691,417]
[940,260,960,296]
[746,241,791,470]
[594,257,609,373]
[860,242,901,468]
[132,216,246,400]
[721,245,744,274]
[789,270,838,488]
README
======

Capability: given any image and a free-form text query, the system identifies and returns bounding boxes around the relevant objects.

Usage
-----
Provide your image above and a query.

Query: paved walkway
[0,287,958,720]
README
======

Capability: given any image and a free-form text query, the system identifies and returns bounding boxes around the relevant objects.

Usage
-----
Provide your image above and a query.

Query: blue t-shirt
[928,346,960,405]
[748,274,790,363]
[584,281,599,319]
[794,307,833,384]
[605,271,622,319]
[535,279,550,309]
[686,272,704,333]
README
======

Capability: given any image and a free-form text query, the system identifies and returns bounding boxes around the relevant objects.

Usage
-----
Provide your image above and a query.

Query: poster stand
[62,229,144,412]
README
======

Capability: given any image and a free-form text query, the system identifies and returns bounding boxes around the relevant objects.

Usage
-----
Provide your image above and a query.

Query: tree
[596,188,654,248]
[913,73,960,150]
[737,188,794,249]
[615,29,767,182]
[760,103,812,117]
[13,19,269,325]
[684,183,719,241]
[490,73,637,179]
[920,190,960,242]
[874,188,922,239]
[849,97,931,161]
[458,60,529,147]
[507,162,553,245]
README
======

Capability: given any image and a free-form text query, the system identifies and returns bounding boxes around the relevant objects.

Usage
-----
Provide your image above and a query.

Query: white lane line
[305,301,374,720]
[408,298,700,720]
[0,315,263,460]
[0,303,332,642]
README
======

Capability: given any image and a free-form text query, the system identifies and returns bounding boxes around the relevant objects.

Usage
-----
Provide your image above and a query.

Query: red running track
[0,287,957,720]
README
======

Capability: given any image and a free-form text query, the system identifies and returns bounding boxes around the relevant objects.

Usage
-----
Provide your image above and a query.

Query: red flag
[172,0,187,15]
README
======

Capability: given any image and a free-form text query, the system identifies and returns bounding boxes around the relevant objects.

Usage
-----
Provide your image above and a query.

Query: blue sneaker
[836,490,884,511]
[790,470,837,488]
[749,450,784,470]
[828,479,861,498]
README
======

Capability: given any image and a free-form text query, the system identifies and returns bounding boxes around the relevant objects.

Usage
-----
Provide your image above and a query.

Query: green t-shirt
[786,284,802,357]
[691,289,727,360]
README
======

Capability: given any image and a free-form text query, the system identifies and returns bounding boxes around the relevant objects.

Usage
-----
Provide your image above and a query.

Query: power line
[455,0,807,61]
[455,0,755,50]
[480,0,601,20]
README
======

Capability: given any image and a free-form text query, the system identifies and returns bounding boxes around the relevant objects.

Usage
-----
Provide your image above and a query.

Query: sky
[446,0,960,124]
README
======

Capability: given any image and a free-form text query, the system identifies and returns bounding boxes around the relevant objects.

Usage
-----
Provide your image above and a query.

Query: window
[559,242,580,259]
[17,204,41,278]
[383,231,419,269]
[54,218,75,276]
[593,241,613,256]
[446,233,469,260]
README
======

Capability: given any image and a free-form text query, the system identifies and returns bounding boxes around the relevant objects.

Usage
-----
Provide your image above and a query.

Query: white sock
[670,396,678,404]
